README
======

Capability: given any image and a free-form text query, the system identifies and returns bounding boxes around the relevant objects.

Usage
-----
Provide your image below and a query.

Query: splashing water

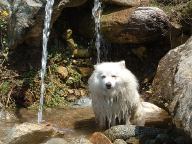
[38,0,55,124]
[92,0,102,63]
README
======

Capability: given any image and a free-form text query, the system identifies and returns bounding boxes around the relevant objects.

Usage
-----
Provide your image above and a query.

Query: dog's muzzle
[105,82,112,89]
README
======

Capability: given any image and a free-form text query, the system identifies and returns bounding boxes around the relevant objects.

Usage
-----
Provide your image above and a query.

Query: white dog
[88,61,144,129]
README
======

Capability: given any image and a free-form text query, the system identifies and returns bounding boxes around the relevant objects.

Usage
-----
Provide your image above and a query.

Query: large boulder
[79,6,171,44]
[8,0,88,49]
[101,7,171,44]
[152,36,192,137]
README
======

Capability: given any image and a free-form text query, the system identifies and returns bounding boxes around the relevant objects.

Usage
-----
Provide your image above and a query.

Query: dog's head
[94,61,126,90]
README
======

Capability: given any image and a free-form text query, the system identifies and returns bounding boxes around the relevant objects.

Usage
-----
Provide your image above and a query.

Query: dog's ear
[119,60,126,68]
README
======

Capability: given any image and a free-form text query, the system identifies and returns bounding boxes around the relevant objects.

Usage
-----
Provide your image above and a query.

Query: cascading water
[92,0,102,63]
[38,0,55,124]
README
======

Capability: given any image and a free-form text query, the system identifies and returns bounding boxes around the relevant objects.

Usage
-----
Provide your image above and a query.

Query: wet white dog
[88,61,144,129]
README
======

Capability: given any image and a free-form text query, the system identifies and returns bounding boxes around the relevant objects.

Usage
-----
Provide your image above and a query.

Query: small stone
[44,138,68,144]
[74,90,81,97]
[68,89,74,94]
[90,132,112,144]
[56,66,68,78]
[113,139,127,144]
[66,95,77,102]
[80,89,87,97]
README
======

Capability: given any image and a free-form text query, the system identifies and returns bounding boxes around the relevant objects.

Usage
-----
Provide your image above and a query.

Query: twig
[5,86,14,108]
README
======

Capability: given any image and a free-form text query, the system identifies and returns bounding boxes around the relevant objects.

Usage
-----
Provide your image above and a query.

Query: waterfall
[38,0,55,124]
[92,0,102,63]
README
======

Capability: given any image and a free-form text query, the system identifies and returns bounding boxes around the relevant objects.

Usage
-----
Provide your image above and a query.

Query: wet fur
[88,61,142,129]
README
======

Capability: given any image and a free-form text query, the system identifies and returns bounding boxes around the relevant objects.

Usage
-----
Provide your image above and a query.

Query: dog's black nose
[106,82,112,89]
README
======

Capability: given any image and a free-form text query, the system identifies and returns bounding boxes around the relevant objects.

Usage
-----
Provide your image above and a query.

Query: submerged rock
[152,36,192,138]
[68,137,92,144]
[44,137,92,144]
[44,138,68,144]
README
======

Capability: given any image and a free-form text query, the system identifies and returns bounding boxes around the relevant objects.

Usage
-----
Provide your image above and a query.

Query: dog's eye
[101,75,106,79]
[112,75,117,78]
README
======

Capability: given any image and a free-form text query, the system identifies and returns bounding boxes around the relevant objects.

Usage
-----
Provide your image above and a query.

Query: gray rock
[102,0,140,6]
[113,139,127,144]
[104,125,165,142]
[152,36,192,138]
[8,0,88,49]
[151,44,185,108]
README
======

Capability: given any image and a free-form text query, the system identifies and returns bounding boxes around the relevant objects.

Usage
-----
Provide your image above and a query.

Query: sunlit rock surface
[4,122,55,144]
[152,36,192,138]
[101,7,171,44]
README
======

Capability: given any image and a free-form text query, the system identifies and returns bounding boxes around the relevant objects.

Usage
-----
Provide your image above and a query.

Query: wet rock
[90,132,112,144]
[154,133,172,143]
[101,7,171,44]
[113,139,127,144]
[8,0,88,49]
[73,96,92,107]
[174,136,190,144]
[69,137,92,144]
[152,36,192,138]
[104,125,166,142]
[44,138,68,144]
[56,66,69,78]
[126,137,140,144]
[4,122,55,144]
[102,0,140,6]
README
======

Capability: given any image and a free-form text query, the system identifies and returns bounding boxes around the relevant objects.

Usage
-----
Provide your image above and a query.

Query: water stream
[92,0,102,63]
[38,0,55,124]
[38,0,102,123]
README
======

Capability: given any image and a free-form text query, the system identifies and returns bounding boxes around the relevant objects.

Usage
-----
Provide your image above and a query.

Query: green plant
[0,81,10,95]
[0,9,9,66]
[66,66,82,88]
